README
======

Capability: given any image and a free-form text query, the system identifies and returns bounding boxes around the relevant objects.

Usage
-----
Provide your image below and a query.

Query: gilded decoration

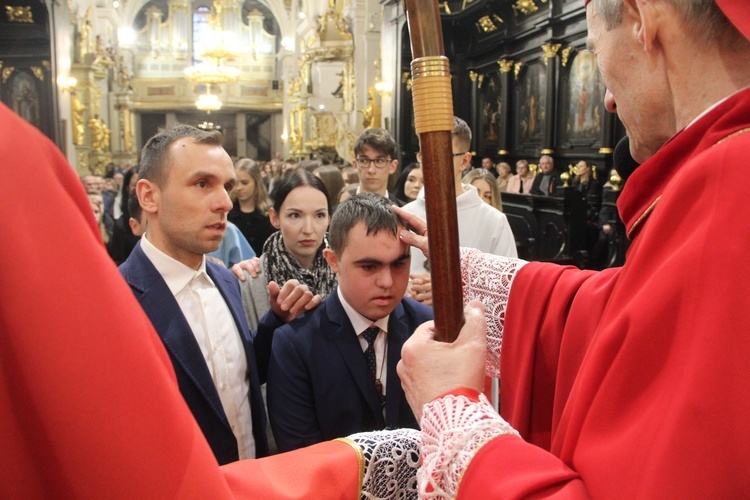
[360,87,381,130]
[477,15,498,33]
[72,93,86,146]
[88,116,110,153]
[462,0,476,10]
[513,61,524,79]
[469,71,478,83]
[513,0,538,16]
[402,72,413,92]
[30,66,44,81]
[439,2,451,14]
[2,66,15,83]
[561,47,574,67]
[5,5,33,23]
[498,59,513,73]
[541,43,561,65]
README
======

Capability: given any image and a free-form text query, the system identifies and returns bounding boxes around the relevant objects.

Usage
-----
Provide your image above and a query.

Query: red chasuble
[0,103,360,498]
[459,88,750,498]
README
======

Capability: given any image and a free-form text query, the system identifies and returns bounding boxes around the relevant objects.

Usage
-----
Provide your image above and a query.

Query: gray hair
[452,116,472,151]
[592,0,737,43]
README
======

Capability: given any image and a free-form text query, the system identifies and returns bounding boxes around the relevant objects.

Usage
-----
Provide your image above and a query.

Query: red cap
[716,0,750,42]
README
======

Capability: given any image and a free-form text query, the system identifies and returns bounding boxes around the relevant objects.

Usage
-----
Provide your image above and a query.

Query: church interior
[1,0,627,266]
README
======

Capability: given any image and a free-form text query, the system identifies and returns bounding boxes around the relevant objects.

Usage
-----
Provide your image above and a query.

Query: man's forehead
[360,146,388,158]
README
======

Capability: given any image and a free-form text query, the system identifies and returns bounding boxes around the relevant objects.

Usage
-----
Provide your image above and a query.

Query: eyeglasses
[356,157,392,169]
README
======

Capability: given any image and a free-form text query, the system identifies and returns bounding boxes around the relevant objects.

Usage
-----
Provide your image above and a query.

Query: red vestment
[0,103,360,498]
[459,89,750,498]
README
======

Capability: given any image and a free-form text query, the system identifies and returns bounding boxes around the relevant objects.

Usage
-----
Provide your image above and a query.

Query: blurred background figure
[463,169,503,212]
[229,158,276,256]
[393,162,423,205]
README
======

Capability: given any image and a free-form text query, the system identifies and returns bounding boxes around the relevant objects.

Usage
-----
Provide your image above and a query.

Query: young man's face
[324,221,410,322]
[355,146,398,196]
[139,138,235,269]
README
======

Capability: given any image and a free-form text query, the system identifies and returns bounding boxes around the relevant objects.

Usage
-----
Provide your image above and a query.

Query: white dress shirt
[337,287,389,395]
[141,234,256,459]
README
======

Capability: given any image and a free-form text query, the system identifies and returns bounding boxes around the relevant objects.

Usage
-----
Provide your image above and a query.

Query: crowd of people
[5,0,750,496]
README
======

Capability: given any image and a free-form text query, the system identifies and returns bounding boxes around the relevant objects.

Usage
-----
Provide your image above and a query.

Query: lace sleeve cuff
[418,391,520,498]
[345,428,421,499]
[460,248,527,377]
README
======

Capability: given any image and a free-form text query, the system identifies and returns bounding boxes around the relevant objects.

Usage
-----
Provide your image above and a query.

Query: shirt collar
[141,233,213,295]
[336,286,389,335]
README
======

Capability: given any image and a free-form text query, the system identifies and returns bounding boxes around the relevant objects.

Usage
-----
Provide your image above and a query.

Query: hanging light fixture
[184,0,240,110]
[195,86,222,113]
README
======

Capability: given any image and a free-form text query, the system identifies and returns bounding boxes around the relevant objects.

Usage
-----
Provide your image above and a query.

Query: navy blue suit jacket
[119,241,269,464]
[267,288,433,452]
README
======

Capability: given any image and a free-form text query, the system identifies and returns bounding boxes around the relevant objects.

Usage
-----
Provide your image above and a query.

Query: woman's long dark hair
[273,170,332,215]
[119,166,138,220]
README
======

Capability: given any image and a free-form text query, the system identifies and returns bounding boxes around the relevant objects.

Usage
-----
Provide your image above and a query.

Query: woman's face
[575,161,591,178]
[270,185,330,268]
[403,167,424,201]
[88,196,103,222]
[128,173,138,191]
[472,178,493,206]
[234,170,256,203]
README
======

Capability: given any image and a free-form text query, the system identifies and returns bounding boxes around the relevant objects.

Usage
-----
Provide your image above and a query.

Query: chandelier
[185,2,240,109]
[185,61,239,85]
[196,89,222,113]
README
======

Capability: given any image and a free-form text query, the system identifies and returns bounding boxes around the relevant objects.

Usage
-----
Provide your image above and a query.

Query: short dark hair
[353,128,397,158]
[138,124,224,187]
[328,192,407,255]
[272,169,332,215]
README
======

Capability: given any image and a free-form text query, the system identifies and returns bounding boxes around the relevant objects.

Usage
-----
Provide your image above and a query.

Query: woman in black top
[228,158,276,256]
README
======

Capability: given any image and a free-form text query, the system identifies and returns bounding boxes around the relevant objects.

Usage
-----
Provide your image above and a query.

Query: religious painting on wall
[514,60,546,150]
[479,72,502,151]
[559,50,606,147]
[10,71,41,129]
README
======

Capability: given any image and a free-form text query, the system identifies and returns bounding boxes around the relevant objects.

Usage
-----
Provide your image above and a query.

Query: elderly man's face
[539,156,554,174]
[586,2,674,163]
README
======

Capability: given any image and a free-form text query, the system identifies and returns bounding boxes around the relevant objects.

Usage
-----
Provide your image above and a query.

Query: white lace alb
[460,248,527,377]
[419,393,520,499]
[347,428,421,499]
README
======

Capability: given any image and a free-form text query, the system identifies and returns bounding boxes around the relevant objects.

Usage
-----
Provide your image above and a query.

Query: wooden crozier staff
[404,0,463,342]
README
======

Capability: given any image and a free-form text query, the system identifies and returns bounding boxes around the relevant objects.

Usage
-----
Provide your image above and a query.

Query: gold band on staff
[411,56,453,134]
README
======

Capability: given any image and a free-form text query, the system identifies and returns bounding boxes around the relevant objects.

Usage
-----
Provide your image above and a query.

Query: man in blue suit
[267,193,433,452]
[120,125,315,464]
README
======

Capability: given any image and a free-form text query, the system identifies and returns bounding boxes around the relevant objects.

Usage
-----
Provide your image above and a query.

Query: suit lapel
[124,245,230,428]
[327,293,385,427]
[385,303,409,426]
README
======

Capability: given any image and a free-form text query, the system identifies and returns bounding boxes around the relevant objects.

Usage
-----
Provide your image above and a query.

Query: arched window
[192,5,211,63]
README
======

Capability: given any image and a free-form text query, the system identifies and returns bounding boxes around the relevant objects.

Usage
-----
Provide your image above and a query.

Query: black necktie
[362,326,385,407]
[519,178,524,194]
[362,327,379,382]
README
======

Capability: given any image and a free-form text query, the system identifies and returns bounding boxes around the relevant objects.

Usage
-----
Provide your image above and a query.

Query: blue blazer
[267,288,433,452]
[119,242,269,464]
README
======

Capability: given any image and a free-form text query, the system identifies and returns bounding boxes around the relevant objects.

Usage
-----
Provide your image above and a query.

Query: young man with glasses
[403,116,517,306]
[353,128,403,206]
